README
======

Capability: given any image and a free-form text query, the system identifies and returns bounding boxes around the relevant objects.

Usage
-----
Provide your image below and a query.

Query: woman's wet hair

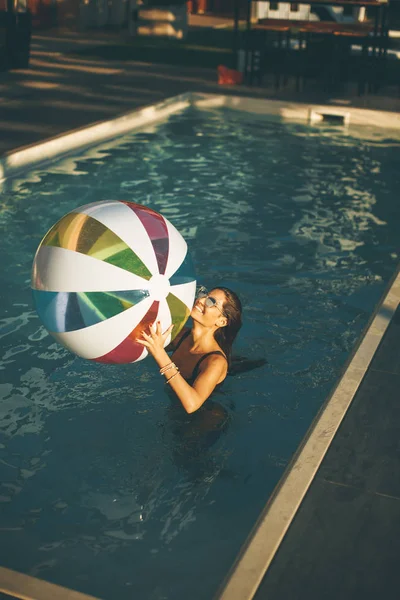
[213,287,242,366]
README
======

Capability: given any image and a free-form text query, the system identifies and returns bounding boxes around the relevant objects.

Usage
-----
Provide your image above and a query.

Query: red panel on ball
[93,300,160,363]
[124,202,169,275]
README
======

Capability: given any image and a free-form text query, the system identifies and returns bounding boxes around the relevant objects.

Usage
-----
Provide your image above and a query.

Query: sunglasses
[196,286,227,318]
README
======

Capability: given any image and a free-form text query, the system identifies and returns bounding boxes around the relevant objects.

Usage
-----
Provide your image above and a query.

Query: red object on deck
[217,65,243,85]
[188,0,248,17]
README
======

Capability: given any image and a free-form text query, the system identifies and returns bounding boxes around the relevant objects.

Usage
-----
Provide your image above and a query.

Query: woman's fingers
[146,321,174,341]
[149,322,162,336]
[138,321,175,356]
[162,323,174,338]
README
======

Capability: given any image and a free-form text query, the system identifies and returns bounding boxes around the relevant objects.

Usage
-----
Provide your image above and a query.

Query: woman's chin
[191,309,202,322]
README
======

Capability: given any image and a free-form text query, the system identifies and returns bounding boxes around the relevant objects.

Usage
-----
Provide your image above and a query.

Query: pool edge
[216,263,400,600]
[0,565,101,600]
[191,93,400,130]
[2,92,400,183]
[0,93,193,183]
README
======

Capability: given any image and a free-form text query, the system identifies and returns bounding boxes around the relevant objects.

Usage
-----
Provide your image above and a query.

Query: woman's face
[191,288,227,326]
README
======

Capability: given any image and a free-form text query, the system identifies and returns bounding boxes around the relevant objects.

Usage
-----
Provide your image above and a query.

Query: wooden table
[233,0,390,92]
[255,19,374,35]
[235,0,389,35]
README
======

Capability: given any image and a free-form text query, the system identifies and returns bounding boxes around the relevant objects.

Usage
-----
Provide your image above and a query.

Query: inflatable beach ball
[31,200,196,364]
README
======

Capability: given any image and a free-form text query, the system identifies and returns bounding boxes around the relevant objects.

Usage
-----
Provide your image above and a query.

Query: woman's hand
[137,322,227,414]
[137,321,174,360]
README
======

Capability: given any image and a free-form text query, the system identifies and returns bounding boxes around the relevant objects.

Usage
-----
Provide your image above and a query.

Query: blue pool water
[0,106,400,600]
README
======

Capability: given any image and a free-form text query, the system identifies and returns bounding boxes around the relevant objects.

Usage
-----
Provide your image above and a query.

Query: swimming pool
[1,98,400,600]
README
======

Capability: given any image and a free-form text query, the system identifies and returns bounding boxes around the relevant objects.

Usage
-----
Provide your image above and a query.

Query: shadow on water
[229,356,268,377]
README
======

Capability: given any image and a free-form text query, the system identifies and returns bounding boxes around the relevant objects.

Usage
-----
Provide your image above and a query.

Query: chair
[246,25,292,89]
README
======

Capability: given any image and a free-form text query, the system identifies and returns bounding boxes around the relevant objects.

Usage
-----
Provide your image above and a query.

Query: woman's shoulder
[195,351,228,386]
[208,342,227,362]
[197,349,228,372]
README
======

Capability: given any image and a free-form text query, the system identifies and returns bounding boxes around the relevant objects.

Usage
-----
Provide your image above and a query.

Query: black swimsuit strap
[191,351,226,382]
[172,331,227,383]
[173,329,191,352]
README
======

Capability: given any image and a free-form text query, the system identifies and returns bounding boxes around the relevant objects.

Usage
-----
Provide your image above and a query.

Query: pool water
[0,106,399,600]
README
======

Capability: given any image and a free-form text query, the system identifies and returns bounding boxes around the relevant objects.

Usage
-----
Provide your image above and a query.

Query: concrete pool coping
[0,92,399,600]
[0,566,101,600]
[2,91,400,184]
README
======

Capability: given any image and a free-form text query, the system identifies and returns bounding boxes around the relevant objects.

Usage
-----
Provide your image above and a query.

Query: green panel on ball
[105,248,152,280]
[82,292,133,320]
[166,293,191,341]
[79,290,150,323]
[41,212,152,279]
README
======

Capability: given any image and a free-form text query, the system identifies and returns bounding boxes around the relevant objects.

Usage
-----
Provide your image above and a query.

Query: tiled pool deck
[0,20,399,600]
[253,298,400,600]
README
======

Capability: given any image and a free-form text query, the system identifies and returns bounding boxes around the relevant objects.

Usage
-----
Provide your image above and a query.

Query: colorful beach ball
[31,200,196,364]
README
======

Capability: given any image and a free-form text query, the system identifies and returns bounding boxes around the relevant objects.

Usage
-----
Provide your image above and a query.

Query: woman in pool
[138,287,242,414]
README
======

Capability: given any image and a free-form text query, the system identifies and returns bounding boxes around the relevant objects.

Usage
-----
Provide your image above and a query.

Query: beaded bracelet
[160,362,177,376]
[165,371,179,385]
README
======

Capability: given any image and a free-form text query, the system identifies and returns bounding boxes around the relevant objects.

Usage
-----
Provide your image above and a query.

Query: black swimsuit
[172,330,227,385]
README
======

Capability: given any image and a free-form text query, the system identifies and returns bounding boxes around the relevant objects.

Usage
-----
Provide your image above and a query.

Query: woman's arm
[137,322,227,413]
[163,354,227,413]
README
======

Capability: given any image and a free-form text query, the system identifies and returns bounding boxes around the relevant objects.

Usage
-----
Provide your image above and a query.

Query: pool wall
[2,92,400,184]
[0,92,399,600]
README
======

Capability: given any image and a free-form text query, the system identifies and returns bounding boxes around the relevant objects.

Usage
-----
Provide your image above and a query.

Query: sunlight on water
[0,107,399,600]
